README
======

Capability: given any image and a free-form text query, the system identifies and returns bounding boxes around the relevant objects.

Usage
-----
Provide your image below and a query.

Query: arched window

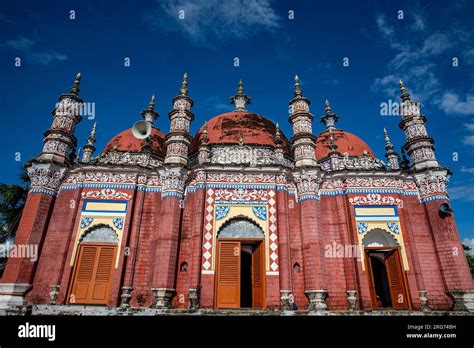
[80,224,119,243]
[217,217,264,239]
[362,228,399,248]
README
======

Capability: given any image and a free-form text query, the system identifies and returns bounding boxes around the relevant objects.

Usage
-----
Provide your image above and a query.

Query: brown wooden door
[385,249,410,309]
[364,251,378,307]
[216,241,241,308]
[252,241,265,308]
[69,243,117,305]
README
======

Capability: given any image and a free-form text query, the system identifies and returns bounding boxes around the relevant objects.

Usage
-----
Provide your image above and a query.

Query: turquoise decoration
[252,206,267,220]
[357,222,368,234]
[215,206,230,220]
[387,222,399,234]
[113,218,124,230]
[80,217,93,228]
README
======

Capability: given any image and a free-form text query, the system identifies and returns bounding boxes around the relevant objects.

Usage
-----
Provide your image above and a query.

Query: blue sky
[0,0,473,244]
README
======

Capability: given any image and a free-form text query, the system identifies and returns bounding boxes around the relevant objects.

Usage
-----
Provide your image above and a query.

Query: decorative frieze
[92,151,163,169]
[415,171,449,201]
[349,193,402,206]
[28,165,67,194]
[319,154,386,172]
[81,188,132,200]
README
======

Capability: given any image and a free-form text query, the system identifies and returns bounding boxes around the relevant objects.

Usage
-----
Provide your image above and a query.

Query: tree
[0,163,30,275]
[463,244,474,278]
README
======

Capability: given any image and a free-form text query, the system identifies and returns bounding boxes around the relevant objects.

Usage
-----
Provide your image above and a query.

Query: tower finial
[327,127,339,155]
[148,94,156,110]
[399,80,410,102]
[294,75,302,97]
[81,121,97,163]
[230,79,251,111]
[180,72,188,96]
[70,72,81,96]
[320,99,339,130]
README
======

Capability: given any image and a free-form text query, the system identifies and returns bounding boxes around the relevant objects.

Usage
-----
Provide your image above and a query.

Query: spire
[230,79,251,111]
[294,75,302,97]
[384,128,394,151]
[275,122,282,144]
[180,72,188,96]
[383,128,400,170]
[399,80,410,102]
[81,122,97,163]
[70,72,81,96]
[320,99,340,130]
[141,94,158,124]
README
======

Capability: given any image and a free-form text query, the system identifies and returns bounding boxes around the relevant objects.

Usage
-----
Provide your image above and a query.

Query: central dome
[103,127,166,157]
[190,111,291,154]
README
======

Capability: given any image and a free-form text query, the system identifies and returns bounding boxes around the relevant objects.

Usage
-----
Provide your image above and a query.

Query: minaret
[230,79,251,111]
[288,75,317,167]
[141,94,159,124]
[398,80,439,171]
[38,72,84,165]
[320,99,340,130]
[383,128,400,170]
[164,73,194,165]
[274,122,284,163]
[198,121,210,165]
[81,122,97,163]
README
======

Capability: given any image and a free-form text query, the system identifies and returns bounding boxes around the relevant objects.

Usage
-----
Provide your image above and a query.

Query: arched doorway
[67,225,119,305]
[362,228,410,310]
[215,217,266,309]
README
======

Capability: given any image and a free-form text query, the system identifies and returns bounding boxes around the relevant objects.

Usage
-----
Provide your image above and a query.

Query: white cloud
[4,36,68,65]
[440,92,474,115]
[464,123,474,131]
[411,14,425,32]
[146,0,280,46]
[463,135,474,146]
[449,185,474,201]
[460,166,474,173]
[5,37,34,51]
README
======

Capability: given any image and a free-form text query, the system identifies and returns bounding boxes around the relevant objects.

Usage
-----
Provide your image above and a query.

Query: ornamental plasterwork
[166,142,188,157]
[81,188,132,200]
[293,119,312,134]
[294,144,315,159]
[161,170,188,193]
[415,173,449,198]
[55,97,82,117]
[405,123,428,139]
[92,151,163,169]
[348,194,402,206]
[52,115,75,131]
[210,145,288,167]
[173,99,191,111]
[294,173,322,196]
[320,155,386,172]
[170,117,190,132]
[42,141,69,154]
[345,178,417,190]
[410,147,435,162]
[214,188,268,202]
[291,100,310,113]
[28,166,67,192]
[207,173,276,184]
[64,172,138,185]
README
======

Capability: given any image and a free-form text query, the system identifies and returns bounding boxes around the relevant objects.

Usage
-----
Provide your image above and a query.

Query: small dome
[190,111,291,154]
[315,129,375,159]
[103,127,166,157]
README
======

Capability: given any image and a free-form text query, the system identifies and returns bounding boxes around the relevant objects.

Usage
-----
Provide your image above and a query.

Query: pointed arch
[217,216,265,239]
[79,223,119,243]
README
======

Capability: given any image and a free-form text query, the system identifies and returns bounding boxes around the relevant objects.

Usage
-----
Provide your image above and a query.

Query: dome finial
[327,127,339,155]
[141,94,158,124]
[294,75,302,97]
[70,72,81,96]
[148,94,156,111]
[230,79,251,111]
[320,99,339,130]
[325,99,331,113]
[180,72,189,96]
[399,79,410,102]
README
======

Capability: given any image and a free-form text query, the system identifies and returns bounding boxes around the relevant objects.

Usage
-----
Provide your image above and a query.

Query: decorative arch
[217,216,265,239]
[361,228,399,248]
[79,224,119,243]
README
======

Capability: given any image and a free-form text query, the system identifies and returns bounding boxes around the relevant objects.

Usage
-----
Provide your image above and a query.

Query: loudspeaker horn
[131,120,152,139]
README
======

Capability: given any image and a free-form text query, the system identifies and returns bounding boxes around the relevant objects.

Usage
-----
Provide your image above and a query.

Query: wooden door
[216,241,241,308]
[69,243,117,305]
[252,241,265,308]
[385,249,410,309]
[364,251,377,307]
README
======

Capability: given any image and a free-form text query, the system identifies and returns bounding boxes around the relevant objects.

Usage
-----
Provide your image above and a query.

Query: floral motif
[214,189,268,202]
[415,172,449,199]
[357,222,368,234]
[80,217,93,228]
[28,166,67,192]
[387,222,399,234]
[81,188,132,200]
[207,173,276,184]
[113,218,124,230]
[252,206,267,220]
[215,206,230,220]
[294,173,321,196]
[348,194,402,206]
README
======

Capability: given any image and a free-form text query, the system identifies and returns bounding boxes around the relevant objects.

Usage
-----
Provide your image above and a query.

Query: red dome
[190,111,291,153]
[103,127,166,157]
[315,129,374,159]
